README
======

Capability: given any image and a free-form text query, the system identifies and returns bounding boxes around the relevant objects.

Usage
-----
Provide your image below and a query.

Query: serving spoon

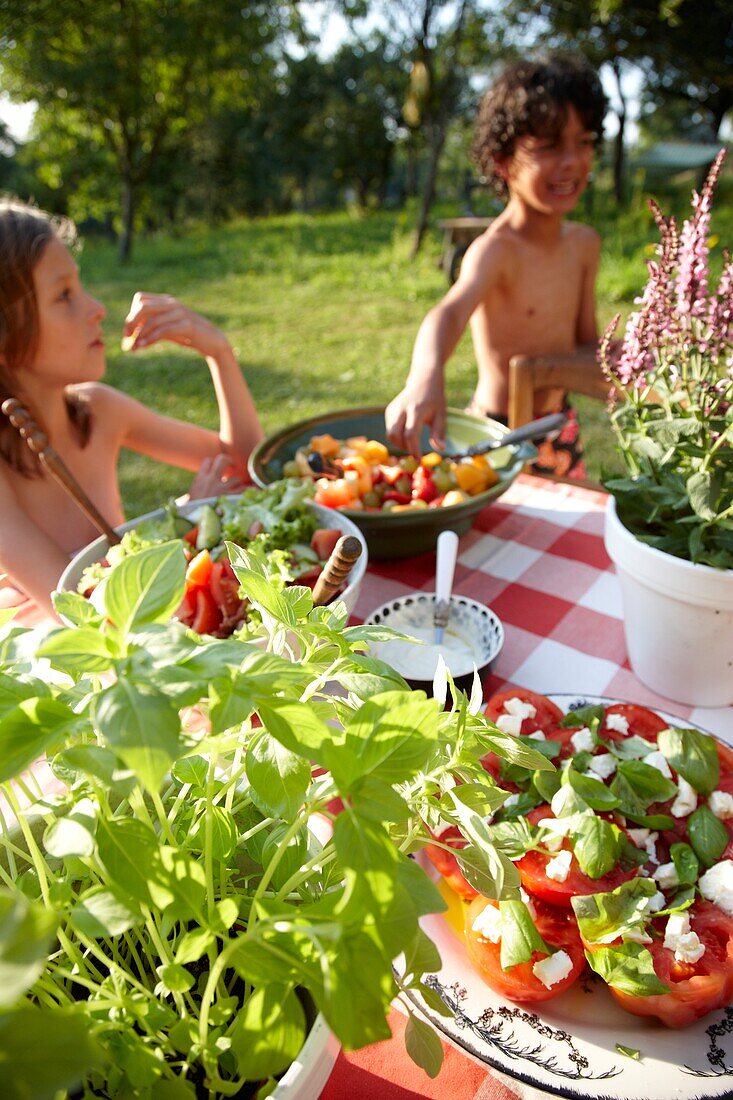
[439,410,568,460]
[433,529,459,646]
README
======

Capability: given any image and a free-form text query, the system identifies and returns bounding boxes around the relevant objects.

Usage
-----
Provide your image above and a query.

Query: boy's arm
[0,472,66,617]
[121,294,264,470]
[575,228,601,349]
[386,236,505,456]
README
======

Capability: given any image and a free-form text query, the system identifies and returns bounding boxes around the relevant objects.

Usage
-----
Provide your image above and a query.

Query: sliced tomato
[186,548,214,588]
[209,559,243,617]
[464,894,585,1004]
[600,703,668,742]
[515,806,637,907]
[485,689,565,736]
[183,526,199,547]
[597,901,733,1028]
[311,528,341,561]
[313,479,353,509]
[175,586,199,626]
[424,825,477,901]
[190,588,222,635]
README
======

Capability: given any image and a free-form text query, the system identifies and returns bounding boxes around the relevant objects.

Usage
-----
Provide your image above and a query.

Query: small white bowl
[363,592,504,694]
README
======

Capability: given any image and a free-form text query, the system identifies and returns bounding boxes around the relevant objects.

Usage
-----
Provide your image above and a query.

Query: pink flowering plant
[601,150,733,569]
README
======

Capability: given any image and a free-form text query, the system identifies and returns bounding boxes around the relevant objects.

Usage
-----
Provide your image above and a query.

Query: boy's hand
[187,454,249,500]
[122,293,228,360]
[385,382,447,458]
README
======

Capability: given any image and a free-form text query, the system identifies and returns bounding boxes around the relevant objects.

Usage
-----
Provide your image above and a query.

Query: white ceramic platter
[403,694,733,1100]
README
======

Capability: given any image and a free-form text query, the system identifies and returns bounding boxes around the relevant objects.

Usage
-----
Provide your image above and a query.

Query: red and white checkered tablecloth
[352,472,733,744]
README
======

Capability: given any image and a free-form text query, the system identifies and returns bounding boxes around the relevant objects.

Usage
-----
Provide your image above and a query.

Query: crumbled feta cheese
[570,726,594,753]
[644,750,673,778]
[653,862,679,891]
[624,927,653,944]
[519,887,537,918]
[532,949,573,989]
[527,730,546,741]
[664,912,705,964]
[627,828,650,846]
[605,713,629,735]
[699,861,733,916]
[472,904,503,942]
[642,890,666,913]
[645,832,659,864]
[671,776,698,819]
[496,713,522,736]
[709,791,733,820]
[504,697,537,720]
[545,849,573,882]
[587,753,617,780]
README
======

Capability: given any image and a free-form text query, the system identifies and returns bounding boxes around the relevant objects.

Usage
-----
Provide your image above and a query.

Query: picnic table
[324,471,733,1100]
[436,217,494,283]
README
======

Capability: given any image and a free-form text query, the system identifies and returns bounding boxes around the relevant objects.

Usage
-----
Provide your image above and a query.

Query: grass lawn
[78,176,732,516]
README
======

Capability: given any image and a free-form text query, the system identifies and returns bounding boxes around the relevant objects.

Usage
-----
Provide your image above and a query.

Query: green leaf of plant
[571,877,659,945]
[0,891,57,1006]
[401,926,442,980]
[687,805,728,868]
[53,744,136,795]
[104,541,186,634]
[350,775,411,823]
[687,469,717,520]
[257,699,333,760]
[156,962,195,993]
[657,727,719,795]
[615,760,678,807]
[567,769,621,810]
[93,680,182,793]
[670,842,699,886]
[43,798,97,858]
[246,730,311,819]
[0,671,49,719]
[35,625,117,674]
[404,1012,444,1078]
[186,805,238,861]
[229,984,306,1081]
[572,816,622,879]
[585,942,670,996]
[70,888,141,938]
[0,1005,103,1099]
[175,927,215,965]
[327,691,438,789]
[50,589,104,627]
[499,900,552,969]
[0,697,77,783]
[95,818,158,907]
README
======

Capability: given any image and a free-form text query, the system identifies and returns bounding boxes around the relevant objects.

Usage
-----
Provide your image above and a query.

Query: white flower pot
[604,498,733,707]
[271,1013,340,1100]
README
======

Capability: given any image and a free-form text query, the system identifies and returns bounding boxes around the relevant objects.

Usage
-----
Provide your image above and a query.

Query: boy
[385,53,607,476]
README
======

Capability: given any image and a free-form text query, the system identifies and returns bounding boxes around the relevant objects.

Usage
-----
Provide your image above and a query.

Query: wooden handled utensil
[312,534,363,607]
[2,397,122,545]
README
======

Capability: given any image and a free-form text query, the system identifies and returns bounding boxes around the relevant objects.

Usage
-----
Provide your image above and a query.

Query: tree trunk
[119,175,135,262]
[610,61,627,207]
[409,121,447,260]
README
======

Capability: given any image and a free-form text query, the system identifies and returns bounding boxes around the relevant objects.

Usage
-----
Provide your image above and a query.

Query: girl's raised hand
[122,293,228,360]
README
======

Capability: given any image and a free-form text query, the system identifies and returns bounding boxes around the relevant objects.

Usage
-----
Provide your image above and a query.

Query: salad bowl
[248,406,535,559]
[57,489,368,625]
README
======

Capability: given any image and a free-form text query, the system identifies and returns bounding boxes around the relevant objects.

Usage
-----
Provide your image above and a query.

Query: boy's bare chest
[501,247,584,326]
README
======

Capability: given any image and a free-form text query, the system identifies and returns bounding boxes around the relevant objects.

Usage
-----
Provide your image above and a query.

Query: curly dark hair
[472,53,607,200]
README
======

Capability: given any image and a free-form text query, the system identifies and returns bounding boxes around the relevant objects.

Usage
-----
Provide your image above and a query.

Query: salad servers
[440,410,568,460]
[433,529,459,645]
[1,397,122,545]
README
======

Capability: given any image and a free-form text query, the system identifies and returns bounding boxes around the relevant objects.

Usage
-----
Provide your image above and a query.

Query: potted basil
[0,539,546,1098]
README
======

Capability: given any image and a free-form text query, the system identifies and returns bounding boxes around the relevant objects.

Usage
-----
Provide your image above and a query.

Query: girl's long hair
[0,199,90,477]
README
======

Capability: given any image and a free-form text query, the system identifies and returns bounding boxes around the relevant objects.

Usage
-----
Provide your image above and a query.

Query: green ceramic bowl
[248,407,535,560]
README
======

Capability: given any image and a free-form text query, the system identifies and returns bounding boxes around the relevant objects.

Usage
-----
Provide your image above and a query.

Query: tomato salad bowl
[58,481,368,637]
[400,690,733,1100]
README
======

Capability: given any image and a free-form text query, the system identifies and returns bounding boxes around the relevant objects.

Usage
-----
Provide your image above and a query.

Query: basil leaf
[533,768,561,802]
[687,805,728,868]
[618,835,649,871]
[499,900,552,970]
[657,727,719,796]
[623,812,675,830]
[571,878,658,945]
[517,736,561,760]
[494,790,542,821]
[568,750,593,773]
[455,844,520,900]
[484,819,536,860]
[609,735,655,761]
[551,783,589,818]
[616,760,678,807]
[670,842,700,886]
[616,1044,641,1060]
[657,886,696,917]
[585,942,670,997]
[567,769,620,811]
[572,817,622,879]
[561,704,604,729]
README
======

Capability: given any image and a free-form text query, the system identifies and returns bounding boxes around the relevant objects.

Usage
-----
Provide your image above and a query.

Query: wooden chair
[507,352,611,488]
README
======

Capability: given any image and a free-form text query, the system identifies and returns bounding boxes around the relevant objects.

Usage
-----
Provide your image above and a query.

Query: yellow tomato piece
[453,463,485,494]
[309,433,341,458]
[421,451,443,468]
[442,489,470,508]
[342,455,373,495]
[364,440,390,465]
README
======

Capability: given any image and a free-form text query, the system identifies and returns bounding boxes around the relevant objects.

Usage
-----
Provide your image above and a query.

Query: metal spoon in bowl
[440,410,568,460]
[434,530,459,646]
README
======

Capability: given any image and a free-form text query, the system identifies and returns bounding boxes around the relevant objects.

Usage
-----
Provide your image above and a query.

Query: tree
[0,0,302,259]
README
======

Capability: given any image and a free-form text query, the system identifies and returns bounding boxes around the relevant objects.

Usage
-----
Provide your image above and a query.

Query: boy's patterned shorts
[467,396,586,480]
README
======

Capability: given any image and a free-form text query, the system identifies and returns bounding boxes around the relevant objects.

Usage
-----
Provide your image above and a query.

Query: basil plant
[0,541,548,1098]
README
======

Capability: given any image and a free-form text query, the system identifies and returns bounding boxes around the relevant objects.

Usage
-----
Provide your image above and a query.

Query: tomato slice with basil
[424,825,477,901]
[209,558,243,617]
[485,689,565,736]
[596,901,733,1028]
[190,588,221,635]
[465,895,585,1004]
[600,703,669,742]
[515,806,637,907]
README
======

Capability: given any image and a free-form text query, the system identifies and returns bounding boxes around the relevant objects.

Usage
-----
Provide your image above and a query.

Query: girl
[0,199,264,618]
